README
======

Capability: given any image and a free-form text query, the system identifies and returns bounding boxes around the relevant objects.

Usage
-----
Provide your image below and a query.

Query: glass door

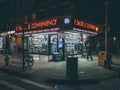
[49,34,58,54]
[48,33,64,61]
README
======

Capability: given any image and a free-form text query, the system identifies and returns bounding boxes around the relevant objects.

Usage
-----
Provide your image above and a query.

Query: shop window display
[0,37,3,53]
[65,32,82,55]
[28,34,48,54]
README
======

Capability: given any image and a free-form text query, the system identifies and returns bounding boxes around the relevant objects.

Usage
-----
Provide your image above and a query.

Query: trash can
[66,56,78,79]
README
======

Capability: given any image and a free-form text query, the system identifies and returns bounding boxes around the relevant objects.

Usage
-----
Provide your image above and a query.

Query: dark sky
[108,0,120,34]
[74,0,119,34]
[75,0,120,34]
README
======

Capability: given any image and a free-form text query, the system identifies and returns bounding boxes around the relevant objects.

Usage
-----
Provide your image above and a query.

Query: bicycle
[21,50,34,68]
[10,50,34,69]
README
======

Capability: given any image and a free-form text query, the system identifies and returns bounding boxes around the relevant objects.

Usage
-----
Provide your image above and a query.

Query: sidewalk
[0,54,119,85]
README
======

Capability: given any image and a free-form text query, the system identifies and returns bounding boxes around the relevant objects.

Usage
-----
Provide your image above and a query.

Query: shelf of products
[28,34,48,54]
[65,32,82,55]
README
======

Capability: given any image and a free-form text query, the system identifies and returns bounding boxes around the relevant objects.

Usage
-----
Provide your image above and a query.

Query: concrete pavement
[0,54,119,81]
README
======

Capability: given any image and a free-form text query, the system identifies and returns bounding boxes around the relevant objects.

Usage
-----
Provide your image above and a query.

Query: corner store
[15,16,99,61]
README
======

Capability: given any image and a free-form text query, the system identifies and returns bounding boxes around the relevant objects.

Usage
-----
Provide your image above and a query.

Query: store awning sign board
[16,18,58,32]
[15,16,99,35]
[74,19,98,32]
[73,28,98,35]
[15,28,61,35]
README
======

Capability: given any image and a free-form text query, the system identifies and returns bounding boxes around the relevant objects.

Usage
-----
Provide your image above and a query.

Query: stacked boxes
[98,51,106,66]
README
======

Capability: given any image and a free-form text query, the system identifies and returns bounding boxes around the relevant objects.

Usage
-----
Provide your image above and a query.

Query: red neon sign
[31,18,57,29]
[16,18,58,31]
[16,25,23,31]
[74,19,98,31]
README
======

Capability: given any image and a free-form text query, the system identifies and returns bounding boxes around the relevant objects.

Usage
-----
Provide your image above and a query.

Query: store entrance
[49,34,58,54]
[48,33,63,61]
[49,33,63,54]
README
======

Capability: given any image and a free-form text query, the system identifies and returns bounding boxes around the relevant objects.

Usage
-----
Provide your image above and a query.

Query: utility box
[66,56,78,79]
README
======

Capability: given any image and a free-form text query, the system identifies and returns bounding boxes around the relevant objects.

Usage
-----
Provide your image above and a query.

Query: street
[52,76,120,90]
[0,71,55,90]
[0,70,120,90]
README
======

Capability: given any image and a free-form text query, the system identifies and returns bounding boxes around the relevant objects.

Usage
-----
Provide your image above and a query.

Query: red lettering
[31,18,57,29]
[16,18,58,31]
[74,19,97,31]
[16,26,23,31]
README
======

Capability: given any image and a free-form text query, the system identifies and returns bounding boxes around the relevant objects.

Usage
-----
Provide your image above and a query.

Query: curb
[0,66,31,78]
[45,77,101,85]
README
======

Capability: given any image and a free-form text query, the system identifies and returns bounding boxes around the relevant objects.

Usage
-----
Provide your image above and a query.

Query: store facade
[0,31,16,54]
[15,16,99,60]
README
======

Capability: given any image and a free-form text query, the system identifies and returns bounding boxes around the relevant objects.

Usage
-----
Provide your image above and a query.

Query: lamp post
[104,0,111,69]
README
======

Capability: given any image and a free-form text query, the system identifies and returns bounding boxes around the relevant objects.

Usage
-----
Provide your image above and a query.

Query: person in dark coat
[96,40,105,55]
[85,39,93,61]
[96,41,101,55]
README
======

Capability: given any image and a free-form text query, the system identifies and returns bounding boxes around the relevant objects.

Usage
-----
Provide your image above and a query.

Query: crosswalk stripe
[0,80,26,90]
[16,77,56,90]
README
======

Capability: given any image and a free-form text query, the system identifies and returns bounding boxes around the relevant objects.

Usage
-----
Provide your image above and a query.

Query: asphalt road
[0,71,56,90]
[53,77,120,90]
[1,71,120,90]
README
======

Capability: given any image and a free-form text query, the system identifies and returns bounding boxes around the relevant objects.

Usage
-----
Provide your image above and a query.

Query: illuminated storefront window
[15,16,98,56]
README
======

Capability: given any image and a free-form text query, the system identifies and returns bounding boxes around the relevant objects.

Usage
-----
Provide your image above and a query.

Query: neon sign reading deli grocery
[16,18,57,31]
[74,19,98,31]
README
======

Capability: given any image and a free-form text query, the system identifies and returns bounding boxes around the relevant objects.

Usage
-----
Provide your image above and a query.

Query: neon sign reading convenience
[31,18,57,29]
[16,18,57,31]
[74,19,97,31]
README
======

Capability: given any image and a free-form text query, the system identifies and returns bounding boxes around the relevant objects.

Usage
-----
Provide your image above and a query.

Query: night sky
[108,0,120,34]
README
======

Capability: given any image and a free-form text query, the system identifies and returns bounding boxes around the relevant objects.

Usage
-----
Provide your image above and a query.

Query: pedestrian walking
[85,39,93,61]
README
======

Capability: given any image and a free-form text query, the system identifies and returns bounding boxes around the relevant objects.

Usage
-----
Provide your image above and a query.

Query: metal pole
[22,29,25,70]
[104,0,111,69]
[63,37,65,60]
[62,32,65,60]
[105,0,108,60]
